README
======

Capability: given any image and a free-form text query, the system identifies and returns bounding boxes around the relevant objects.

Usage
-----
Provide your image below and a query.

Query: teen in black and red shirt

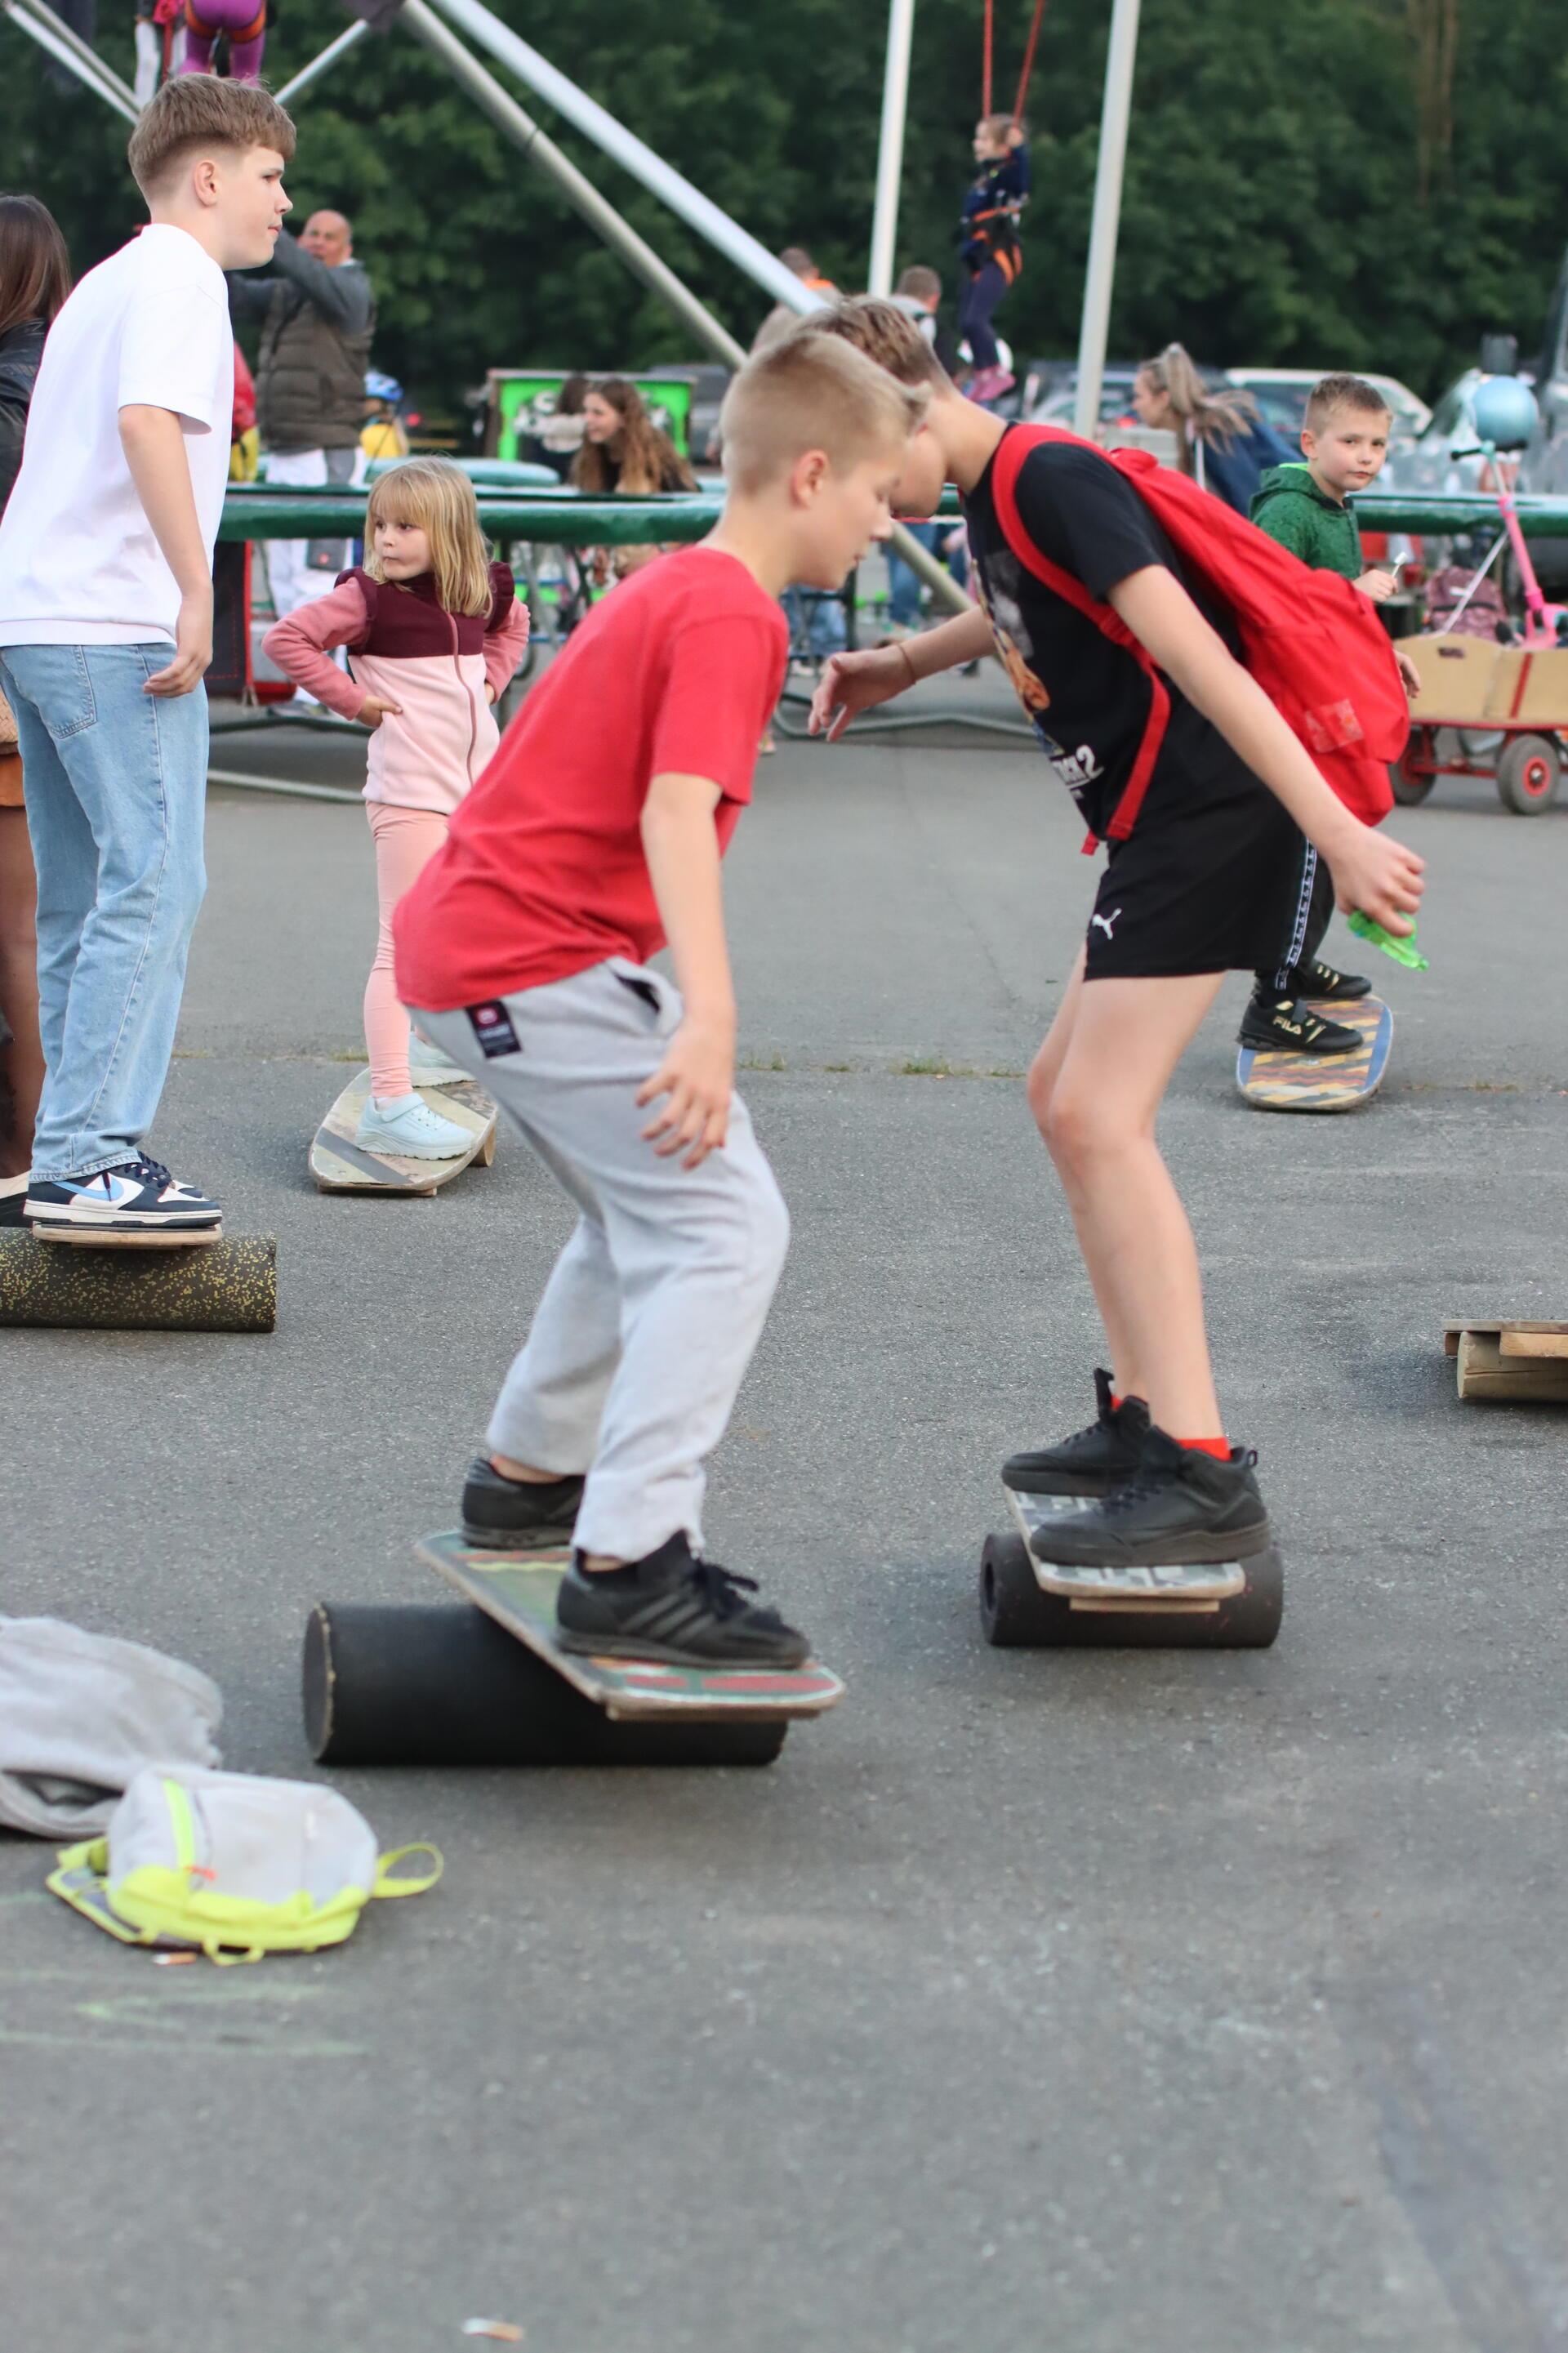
[808,299,1425,1571]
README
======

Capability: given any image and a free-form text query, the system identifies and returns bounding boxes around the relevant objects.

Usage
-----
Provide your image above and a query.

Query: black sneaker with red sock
[1002,1368,1151,1495]
[1024,1424,1272,1567]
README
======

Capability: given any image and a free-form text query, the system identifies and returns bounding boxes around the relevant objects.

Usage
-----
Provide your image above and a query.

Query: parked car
[1225,366,1430,446]
[1026,360,1230,432]
[1379,368,1494,501]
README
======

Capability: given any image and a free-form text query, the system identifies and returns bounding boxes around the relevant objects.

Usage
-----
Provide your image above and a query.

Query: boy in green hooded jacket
[1240,373,1401,1054]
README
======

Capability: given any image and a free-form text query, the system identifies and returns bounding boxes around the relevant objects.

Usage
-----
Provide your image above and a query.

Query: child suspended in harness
[959,114,1030,406]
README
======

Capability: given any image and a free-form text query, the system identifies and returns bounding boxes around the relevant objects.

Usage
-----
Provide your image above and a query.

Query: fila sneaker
[1238,991,1360,1056]
[25,1156,221,1237]
[555,1532,810,1668]
[1282,957,1371,1003]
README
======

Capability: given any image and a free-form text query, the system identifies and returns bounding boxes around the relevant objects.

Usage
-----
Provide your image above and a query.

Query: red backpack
[990,425,1406,843]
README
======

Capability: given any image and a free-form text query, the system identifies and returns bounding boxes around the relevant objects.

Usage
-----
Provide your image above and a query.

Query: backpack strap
[989,424,1171,850]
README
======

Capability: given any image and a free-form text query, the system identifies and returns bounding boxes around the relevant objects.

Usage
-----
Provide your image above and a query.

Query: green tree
[0,0,1564,420]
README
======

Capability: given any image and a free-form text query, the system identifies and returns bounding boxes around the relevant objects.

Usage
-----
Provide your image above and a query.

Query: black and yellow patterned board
[309,1069,497,1195]
[1236,996,1392,1114]
[417,1531,845,1723]
[0,1232,276,1332]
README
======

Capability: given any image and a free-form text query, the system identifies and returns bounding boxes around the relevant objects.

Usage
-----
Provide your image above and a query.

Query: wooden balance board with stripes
[417,1532,845,1723]
[310,1069,497,1196]
[1236,996,1392,1113]
[1445,1320,1568,1403]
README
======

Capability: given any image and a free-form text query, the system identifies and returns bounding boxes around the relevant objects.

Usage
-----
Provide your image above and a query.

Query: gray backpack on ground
[0,1616,221,1838]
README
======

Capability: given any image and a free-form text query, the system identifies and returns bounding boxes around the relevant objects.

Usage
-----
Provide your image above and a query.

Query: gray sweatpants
[412,958,789,1562]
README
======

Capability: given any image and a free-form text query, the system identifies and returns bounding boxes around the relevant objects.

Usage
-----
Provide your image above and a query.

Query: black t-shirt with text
[963,432,1251,838]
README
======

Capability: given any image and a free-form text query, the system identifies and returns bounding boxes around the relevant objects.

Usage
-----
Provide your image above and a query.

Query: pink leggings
[365,802,449,1099]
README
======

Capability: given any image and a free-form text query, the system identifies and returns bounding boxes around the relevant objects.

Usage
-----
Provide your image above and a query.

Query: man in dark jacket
[229,209,375,621]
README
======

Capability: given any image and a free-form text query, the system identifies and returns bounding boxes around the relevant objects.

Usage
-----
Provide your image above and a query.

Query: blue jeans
[958,260,1009,371]
[782,584,846,661]
[886,521,942,630]
[0,644,207,1180]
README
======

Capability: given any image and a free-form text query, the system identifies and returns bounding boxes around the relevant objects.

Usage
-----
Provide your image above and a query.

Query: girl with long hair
[1131,345,1293,513]
[0,194,71,1220]
[263,460,529,1158]
[572,379,697,581]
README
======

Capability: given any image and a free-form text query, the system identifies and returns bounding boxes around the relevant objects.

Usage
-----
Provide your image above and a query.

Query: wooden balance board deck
[417,1532,844,1722]
[1236,996,1392,1114]
[310,1070,497,1195]
[1006,1486,1244,1612]
[1445,1319,1568,1402]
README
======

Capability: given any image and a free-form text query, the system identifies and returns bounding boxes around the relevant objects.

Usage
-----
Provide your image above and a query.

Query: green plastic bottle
[1347,911,1428,971]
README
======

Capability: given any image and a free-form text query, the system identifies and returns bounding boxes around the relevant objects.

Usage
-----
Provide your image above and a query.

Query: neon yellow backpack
[48,1767,440,1964]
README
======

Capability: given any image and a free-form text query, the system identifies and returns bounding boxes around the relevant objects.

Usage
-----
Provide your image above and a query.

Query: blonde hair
[363,459,493,617]
[1136,343,1258,468]
[127,73,295,197]
[784,296,951,397]
[719,332,929,495]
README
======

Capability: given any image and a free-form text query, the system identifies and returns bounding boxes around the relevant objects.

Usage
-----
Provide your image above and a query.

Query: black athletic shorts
[1083,756,1316,982]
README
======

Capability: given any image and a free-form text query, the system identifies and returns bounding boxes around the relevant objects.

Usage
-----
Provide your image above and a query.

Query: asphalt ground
[3,705,1566,2353]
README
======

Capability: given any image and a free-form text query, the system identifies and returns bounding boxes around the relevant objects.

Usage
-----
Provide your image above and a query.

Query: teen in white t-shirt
[0,226,232,647]
[0,75,292,1239]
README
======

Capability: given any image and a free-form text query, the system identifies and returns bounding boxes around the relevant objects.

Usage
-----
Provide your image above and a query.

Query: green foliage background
[3,0,1566,420]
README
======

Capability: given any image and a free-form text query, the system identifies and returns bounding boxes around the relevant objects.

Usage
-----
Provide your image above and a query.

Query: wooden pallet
[1444,1320,1568,1402]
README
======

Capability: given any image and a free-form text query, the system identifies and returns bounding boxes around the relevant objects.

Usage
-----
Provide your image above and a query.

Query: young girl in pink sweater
[265,458,529,1157]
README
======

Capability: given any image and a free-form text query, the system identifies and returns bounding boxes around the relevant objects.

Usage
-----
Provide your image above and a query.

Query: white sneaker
[408,1034,466,1084]
[355,1091,472,1160]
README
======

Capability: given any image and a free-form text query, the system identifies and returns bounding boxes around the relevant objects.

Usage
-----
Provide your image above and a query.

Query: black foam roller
[0,1232,277,1332]
[304,1602,788,1767]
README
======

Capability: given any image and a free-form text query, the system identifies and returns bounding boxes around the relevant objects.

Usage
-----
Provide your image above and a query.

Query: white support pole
[399,0,747,366]
[422,0,828,320]
[274,16,372,105]
[868,0,915,298]
[1073,0,1141,439]
[3,0,140,120]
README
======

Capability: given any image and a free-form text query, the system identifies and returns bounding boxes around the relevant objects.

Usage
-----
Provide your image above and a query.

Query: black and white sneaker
[1283,957,1370,1003]
[25,1156,221,1238]
[0,1175,29,1229]
[1002,1367,1151,1495]
[555,1532,810,1668]
[1238,992,1361,1056]
[461,1455,584,1550]
[1026,1426,1273,1568]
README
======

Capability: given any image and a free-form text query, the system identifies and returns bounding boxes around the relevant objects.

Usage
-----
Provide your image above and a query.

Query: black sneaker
[1283,957,1370,1003]
[1238,992,1361,1056]
[1002,1367,1151,1495]
[25,1156,220,1237]
[0,1179,28,1229]
[556,1532,810,1668]
[461,1455,584,1550]
[1026,1425,1272,1568]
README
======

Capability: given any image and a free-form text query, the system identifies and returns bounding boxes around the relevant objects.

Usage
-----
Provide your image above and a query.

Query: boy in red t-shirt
[802,299,1424,1572]
[395,336,924,1664]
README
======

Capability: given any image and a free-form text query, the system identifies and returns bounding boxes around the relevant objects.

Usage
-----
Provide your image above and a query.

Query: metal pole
[1073,0,1141,438]
[398,2,964,616]
[3,0,140,119]
[422,0,826,320]
[415,0,965,611]
[274,16,372,105]
[868,0,915,298]
[399,0,747,368]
